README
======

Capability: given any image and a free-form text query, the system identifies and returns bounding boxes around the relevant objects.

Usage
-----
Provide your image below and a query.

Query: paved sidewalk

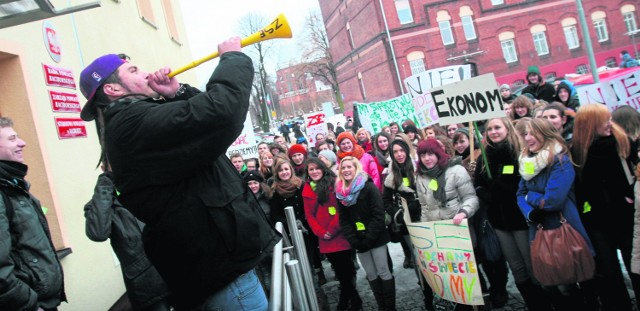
[320,243,639,311]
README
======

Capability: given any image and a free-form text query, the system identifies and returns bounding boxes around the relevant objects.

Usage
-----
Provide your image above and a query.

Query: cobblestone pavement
[319,243,639,311]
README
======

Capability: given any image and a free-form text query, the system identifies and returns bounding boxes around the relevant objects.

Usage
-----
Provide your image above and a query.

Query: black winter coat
[269,186,308,233]
[474,141,528,231]
[102,52,280,310]
[338,181,390,252]
[84,173,169,309]
[521,82,556,103]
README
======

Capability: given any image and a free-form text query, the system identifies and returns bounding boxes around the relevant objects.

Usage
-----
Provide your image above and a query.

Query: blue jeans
[198,269,268,311]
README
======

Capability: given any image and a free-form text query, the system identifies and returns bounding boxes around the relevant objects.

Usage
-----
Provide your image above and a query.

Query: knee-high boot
[381,277,396,311]
[368,277,384,310]
[515,279,553,311]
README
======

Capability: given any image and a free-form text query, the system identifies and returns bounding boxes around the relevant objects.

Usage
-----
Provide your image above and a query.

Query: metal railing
[268,206,319,311]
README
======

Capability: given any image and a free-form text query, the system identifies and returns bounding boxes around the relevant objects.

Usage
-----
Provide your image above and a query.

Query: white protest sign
[577,69,640,111]
[429,73,505,126]
[407,220,483,306]
[355,94,416,134]
[226,114,258,159]
[404,65,471,128]
[304,112,328,148]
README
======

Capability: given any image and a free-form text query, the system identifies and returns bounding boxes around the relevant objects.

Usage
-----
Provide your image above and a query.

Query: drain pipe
[377,0,405,94]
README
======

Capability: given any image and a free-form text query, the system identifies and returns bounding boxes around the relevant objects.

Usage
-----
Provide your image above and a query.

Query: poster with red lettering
[54,117,87,139]
[304,112,328,148]
[225,114,258,159]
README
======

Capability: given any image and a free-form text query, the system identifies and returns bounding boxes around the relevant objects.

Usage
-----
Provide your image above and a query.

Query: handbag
[530,213,595,286]
[478,218,503,262]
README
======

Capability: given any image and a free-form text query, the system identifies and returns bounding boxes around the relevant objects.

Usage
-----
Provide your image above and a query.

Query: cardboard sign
[429,73,505,126]
[48,90,81,113]
[43,64,76,89]
[304,112,328,148]
[356,94,417,134]
[407,220,483,306]
[577,69,640,111]
[226,114,258,159]
[54,117,87,139]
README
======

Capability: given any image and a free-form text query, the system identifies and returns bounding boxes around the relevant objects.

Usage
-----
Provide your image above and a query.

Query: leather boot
[368,277,384,310]
[381,277,396,311]
[337,286,350,311]
[349,288,363,311]
[515,279,553,311]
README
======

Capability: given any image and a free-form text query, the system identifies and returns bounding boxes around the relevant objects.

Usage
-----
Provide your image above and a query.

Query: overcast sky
[178,0,321,86]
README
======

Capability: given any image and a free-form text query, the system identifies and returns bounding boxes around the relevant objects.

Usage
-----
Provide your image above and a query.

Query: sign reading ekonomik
[429,73,505,126]
[43,64,76,89]
[54,117,87,139]
[48,90,81,113]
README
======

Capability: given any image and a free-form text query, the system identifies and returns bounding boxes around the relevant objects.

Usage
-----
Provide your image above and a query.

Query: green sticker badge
[328,206,336,216]
[402,177,410,187]
[583,201,592,213]
[355,222,366,231]
[428,179,438,191]
[502,165,514,174]
[524,162,535,175]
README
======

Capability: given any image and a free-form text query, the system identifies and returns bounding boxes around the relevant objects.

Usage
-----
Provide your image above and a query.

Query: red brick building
[276,64,336,118]
[318,0,639,103]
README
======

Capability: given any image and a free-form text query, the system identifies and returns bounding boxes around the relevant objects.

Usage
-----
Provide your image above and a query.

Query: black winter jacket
[521,81,556,103]
[338,181,390,252]
[101,52,281,310]
[84,173,169,309]
[0,161,65,311]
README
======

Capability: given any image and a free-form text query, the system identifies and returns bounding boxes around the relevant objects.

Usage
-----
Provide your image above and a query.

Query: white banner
[226,114,258,159]
[577,69,640,111]
[404,65,472,128]
[429,73,506,126]
[304,112,328,148]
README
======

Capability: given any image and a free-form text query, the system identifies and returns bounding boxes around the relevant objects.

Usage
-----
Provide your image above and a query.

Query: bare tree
[236,13,275,132]
[299,10,344,112]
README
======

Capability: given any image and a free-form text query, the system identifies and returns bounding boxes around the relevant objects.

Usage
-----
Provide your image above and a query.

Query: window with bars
[501,39,518,63]
[409,58,426,75]
[532,32,549,56]
[605,57,617,68]
[576,64,588,74]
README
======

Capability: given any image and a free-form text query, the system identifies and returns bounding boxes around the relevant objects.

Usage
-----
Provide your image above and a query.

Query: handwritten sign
[404,65,471,128]
[355,94,417,134]
[577,69,640,111]
[407,220,483,306]
[430,73,505,126]
[304,112,328,148]
[226,114,258,159]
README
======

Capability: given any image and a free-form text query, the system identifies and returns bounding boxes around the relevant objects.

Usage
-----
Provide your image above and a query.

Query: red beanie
[288,144,307,158]
[417,138,450,168]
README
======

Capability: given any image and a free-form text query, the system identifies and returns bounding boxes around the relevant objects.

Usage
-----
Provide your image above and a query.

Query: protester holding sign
[571,104,640,310]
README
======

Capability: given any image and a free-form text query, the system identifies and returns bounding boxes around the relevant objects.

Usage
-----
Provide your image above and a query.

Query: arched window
[459,6,477,41]
[605,57,617,68]
[499,31,518,63]
[394,0,413,24]
[561,18,580,49]
[621,5,638,33]
[437,11,454,45]
[576,64,588,74]
[407,51,426,75]
[530,24,549,56]
[591,11,609,42]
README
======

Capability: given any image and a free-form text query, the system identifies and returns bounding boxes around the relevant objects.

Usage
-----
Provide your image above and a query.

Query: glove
[528,209,545,223]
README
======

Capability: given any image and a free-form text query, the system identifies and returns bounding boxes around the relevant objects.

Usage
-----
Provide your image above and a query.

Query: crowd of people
[233,64,640,311]
[3,35,639,311]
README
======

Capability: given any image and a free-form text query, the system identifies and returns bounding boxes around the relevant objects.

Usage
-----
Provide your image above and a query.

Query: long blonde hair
[518,118,572,164]
[483,117,522,153]
[571,104,629,170]
[337,156,365,188]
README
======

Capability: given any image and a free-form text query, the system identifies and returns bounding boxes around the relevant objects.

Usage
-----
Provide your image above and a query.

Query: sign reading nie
[429,73,505,126]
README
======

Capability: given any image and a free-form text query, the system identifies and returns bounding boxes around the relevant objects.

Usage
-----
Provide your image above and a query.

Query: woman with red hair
[336,132,381,189]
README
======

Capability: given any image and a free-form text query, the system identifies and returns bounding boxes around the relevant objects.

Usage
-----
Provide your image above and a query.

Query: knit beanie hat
[454,127,469,139]
[500,84,510,91]
[403,124,419,135]
[417,138,450,168]
[337,131,357,147]
[243,170,265,183]
[318,150,337,166]
[527,65,541,75]
[288,144,307,158]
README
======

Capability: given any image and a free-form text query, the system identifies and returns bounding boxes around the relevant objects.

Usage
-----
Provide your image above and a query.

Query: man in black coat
[79,38,280,310]
[521,65,555,103]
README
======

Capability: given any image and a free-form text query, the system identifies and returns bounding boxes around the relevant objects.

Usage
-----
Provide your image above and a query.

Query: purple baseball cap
[79,54,126,121]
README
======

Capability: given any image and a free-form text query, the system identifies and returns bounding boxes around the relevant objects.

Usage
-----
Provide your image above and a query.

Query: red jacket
[302,182,352,254]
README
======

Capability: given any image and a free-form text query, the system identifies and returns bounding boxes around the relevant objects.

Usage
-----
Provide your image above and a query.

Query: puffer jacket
[0,160,64,311]
[102,52,280,310]
[416,165,479,222]
[84,172,169,309]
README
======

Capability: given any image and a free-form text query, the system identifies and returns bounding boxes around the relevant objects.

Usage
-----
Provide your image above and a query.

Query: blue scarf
[336,173,367,206]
